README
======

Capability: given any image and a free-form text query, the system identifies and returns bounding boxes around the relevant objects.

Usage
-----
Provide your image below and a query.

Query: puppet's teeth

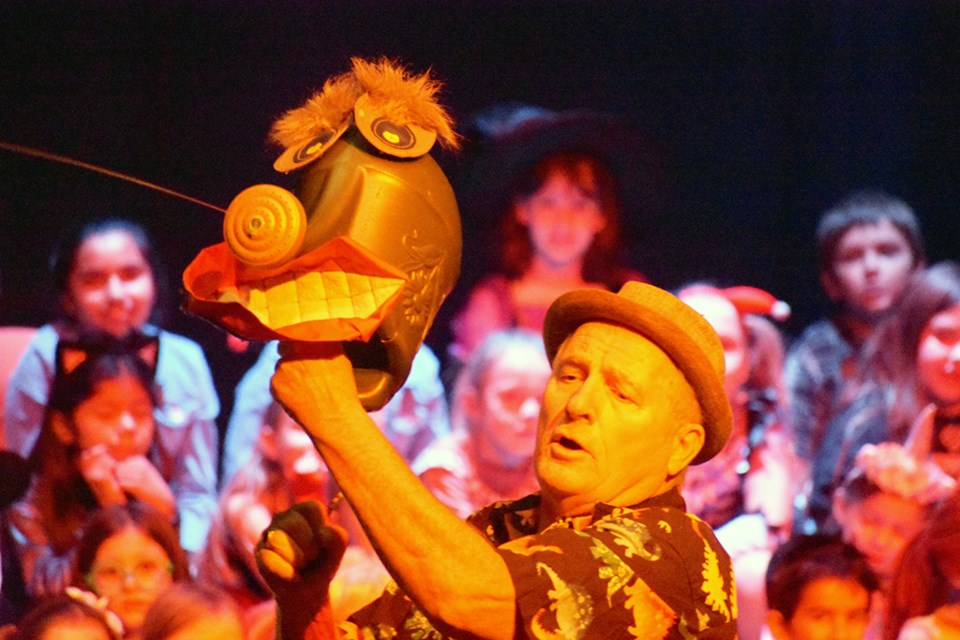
[249,270,405,326]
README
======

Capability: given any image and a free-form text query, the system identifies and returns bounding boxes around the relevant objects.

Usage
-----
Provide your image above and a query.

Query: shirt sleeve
[784,338,821,463]
[153,331,220,554]
[346,580,448,639]
[784,321,853,464]
[221,341,280,486]
[3,325,58,456]
[7,492,74,598]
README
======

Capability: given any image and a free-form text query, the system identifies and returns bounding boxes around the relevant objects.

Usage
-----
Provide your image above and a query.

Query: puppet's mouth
[182,235,407,342]
[243,264,402,335]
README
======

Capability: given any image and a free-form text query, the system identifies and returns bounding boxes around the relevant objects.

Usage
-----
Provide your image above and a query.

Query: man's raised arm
[268,342,517,639]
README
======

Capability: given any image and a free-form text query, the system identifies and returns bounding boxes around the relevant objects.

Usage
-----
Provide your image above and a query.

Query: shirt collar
[550,486,686,530]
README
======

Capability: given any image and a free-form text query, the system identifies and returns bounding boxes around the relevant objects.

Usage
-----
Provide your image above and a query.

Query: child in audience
[0,589,123,640]
[677,284,800,640]
[833,440,955,638]
[786,191,925,474]
[73,503,190,640]
[3,218,218,556]
[808,261,960,530]
[765,533,878,640]
[7,338,174,598]
[202,401,332,608]
[204,402,387,622]
[677,284,799,534]
[221,342,449,488]
[140,582,243,640]
[884,488,960,640]
[412,329,551,518]
[443,106,647,384]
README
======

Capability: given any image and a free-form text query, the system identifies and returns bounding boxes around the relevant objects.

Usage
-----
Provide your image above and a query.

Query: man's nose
[564,375,598,421]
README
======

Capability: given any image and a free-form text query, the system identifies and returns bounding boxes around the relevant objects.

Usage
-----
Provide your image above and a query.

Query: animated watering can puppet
[183,58,462,410]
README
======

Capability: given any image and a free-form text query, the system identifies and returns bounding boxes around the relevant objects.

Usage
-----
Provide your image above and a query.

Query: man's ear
[668,423,705,476]
[49,411,75,446]
[819,270,842,302]
[765,610,791,640]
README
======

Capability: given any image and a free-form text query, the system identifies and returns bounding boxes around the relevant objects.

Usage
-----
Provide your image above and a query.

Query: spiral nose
[223,184,307,269]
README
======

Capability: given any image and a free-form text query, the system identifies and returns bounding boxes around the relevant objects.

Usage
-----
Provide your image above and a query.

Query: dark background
[1,1,958,428]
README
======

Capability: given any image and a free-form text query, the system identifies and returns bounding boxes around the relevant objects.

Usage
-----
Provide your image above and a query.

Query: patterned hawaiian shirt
[344,488,738,639]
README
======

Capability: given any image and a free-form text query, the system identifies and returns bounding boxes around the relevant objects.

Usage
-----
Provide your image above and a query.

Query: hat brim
[543,285,732,465]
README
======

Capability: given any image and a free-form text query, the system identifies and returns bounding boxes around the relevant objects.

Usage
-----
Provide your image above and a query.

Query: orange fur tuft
[269,57,459,151]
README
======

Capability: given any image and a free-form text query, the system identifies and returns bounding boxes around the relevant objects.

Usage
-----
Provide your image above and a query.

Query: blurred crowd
[1,104,958,640]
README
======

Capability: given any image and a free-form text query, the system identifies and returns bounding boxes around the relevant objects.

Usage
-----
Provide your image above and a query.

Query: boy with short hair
[785,190,925,481]
[765,534,878,640]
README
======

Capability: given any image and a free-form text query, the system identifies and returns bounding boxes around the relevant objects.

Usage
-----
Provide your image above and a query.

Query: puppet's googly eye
[353,93,436,158]
[274,123,350,174]
[223,184,306,269]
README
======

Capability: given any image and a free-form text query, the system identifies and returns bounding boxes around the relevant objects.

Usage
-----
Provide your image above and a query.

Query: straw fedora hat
[543,281,732,465]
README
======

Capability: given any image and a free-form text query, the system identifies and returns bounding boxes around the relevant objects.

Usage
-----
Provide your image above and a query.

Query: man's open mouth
[554,435,583,451]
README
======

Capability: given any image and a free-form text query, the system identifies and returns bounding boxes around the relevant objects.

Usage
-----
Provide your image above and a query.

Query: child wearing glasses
[73,503,189,640]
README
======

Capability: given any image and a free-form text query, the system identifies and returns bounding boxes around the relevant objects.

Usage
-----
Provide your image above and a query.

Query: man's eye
[556,370,582,384]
